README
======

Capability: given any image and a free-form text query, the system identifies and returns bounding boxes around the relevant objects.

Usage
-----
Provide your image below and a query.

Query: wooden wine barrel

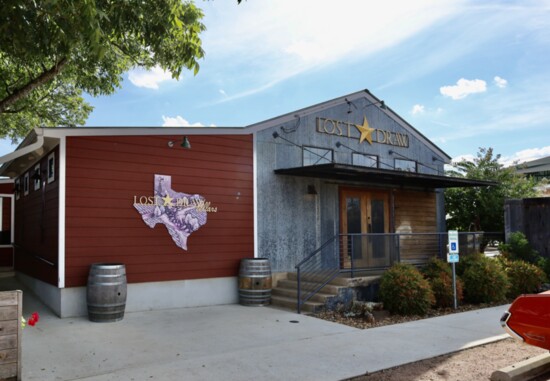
[238,258,272,306]
[87,263,127,322]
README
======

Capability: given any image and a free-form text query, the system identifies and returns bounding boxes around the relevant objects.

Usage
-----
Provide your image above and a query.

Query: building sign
[316,116,409,147]
[133,175,217,250]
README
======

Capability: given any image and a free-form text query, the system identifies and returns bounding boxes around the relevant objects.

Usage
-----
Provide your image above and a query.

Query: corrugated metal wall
[256,99,445,272]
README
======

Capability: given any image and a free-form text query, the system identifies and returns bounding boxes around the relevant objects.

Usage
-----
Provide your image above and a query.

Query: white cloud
[500,146,550,167]
[440,78,487,100]
[202,0,463,102]
[451,154,476,164]
[128,66,173,89]
[219,89,227,97]
[494,76,508,88]
[162,116,205,127]
[411,104,425,115]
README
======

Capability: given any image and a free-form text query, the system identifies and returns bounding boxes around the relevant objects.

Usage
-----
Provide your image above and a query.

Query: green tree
[445,147,539,232]
[0,0,205,140]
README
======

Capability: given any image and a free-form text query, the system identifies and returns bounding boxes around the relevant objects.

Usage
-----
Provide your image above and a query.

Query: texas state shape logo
[133,175,208,250]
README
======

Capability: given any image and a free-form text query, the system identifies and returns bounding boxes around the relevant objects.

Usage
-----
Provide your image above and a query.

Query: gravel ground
[346,338,549,381]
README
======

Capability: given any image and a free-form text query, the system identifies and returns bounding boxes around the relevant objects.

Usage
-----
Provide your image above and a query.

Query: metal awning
[274,163,496,188]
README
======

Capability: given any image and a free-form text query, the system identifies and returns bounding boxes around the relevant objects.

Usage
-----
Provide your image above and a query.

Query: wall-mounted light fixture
[32,169,41,182]
[364,100,386,110]
[181,136,191,149]
[307,185,317,195]
[280,114,301,134]
[13,181,20,199]
[345,98,358,114]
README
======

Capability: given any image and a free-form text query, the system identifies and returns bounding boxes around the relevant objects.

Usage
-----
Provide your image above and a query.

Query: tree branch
[0,58,68,113]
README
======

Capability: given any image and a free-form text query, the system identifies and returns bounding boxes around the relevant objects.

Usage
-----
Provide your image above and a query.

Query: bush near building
[501,259,547,299]
[499,231,539,264]
[461,255,509,304]
[422,258,464,308]
[379,263,435,316]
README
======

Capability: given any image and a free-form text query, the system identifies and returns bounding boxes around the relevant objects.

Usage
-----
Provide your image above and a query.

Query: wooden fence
[0,290,22,381]
[505,198,550,258]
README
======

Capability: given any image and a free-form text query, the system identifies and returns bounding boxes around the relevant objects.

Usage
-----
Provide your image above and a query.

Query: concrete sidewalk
[12,277,508,381]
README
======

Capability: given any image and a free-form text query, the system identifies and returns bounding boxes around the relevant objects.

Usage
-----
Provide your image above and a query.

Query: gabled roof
[245,89,452,162]
[0,88,453,177]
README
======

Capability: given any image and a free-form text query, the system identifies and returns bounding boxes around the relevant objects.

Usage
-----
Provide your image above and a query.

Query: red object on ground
[501,291,550,350]
[27,312,40,326]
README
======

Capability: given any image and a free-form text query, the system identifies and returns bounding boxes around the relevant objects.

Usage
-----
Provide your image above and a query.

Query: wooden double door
[340,189,390,269]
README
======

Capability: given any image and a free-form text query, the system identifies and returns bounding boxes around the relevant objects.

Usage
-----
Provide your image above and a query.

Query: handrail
[294,231,504,313]
[295,234,341,314]
[296,234,339,268]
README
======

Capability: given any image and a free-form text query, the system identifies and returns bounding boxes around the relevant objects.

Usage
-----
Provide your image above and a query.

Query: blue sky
[3,0,549,165]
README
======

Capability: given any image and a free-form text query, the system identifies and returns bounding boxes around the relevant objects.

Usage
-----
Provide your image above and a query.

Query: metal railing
[295,231,504,313]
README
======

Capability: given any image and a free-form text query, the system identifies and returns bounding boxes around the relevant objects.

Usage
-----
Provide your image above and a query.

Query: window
[47,153,55,183]
[395,158,417,172]
[33,164,41,191]
[23,173,29,196]
[352,153,378,168]
[303,146,332,166]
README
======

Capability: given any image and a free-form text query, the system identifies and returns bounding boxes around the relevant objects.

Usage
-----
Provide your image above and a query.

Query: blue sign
[448,230,459,255]
[447,253,459,263]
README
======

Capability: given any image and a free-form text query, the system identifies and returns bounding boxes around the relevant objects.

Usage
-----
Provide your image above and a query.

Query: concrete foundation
[16,272,239,318]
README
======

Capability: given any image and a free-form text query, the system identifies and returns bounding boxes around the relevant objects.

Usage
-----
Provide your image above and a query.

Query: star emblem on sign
[162,194,174,206]
[355,116,375,144]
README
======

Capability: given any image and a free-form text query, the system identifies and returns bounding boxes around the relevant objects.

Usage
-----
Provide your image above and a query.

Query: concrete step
[272,286,335,304]
[270,295,322,313]
[287,271,351,286]
[287,271,380,287]
[276,279,343,295]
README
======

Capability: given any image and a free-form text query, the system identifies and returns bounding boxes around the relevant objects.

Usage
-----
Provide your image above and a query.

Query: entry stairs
[271,272,381,313]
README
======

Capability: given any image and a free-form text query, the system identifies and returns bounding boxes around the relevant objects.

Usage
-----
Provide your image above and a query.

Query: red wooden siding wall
[65,135,254,287]
[14,149,59,285]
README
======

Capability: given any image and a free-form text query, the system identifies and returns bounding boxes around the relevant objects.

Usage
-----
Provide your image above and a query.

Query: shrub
[455,252,484,277]
[506,260,547,299]
[536,257,550,280]
[499,232,539,263]
[422,258,463,308]
[380,263,435,316]
[462,256,509,304]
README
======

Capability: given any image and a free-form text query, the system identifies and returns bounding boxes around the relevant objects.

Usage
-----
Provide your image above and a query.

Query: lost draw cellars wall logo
[133,175,218,250]
[316,116,409,147]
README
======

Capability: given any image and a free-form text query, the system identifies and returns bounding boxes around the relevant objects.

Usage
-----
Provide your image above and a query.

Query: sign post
[447,230,459,310]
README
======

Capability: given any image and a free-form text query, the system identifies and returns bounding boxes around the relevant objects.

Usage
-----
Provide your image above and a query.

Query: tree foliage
[0,0,205,140]
[445,147,539,232]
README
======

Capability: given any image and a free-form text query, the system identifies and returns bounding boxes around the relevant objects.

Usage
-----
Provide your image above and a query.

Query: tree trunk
[0,58,68,114]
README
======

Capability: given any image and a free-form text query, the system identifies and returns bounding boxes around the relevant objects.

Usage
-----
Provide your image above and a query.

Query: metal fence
[295,231,504,313]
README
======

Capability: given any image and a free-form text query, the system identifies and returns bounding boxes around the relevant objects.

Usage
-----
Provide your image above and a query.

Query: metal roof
[274,163,497,189]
